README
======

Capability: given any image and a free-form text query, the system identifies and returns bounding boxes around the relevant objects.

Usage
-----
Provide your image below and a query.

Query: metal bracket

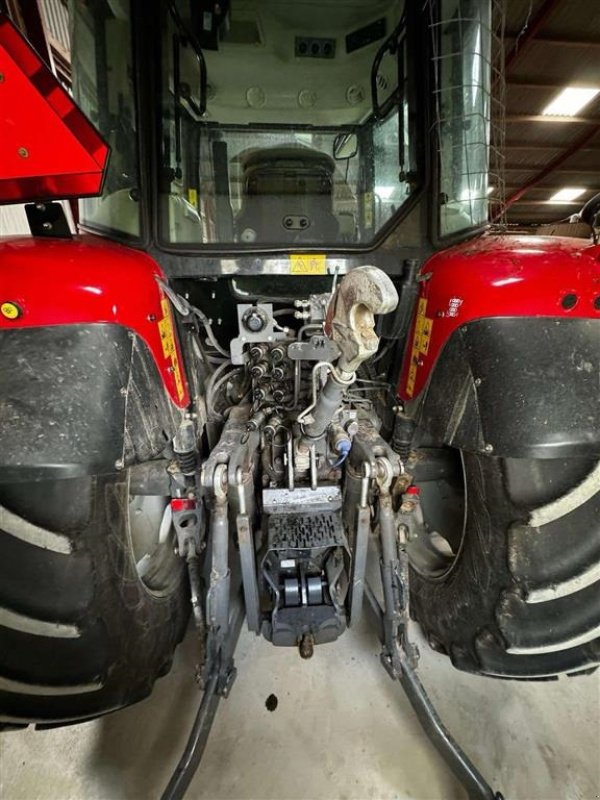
[229,303,287,364]
[161,421,504,800]
[287,335,340,362]
[235,467,261,634]
[367,455,505,800]
[25,201,72,239]
[202,410,262,637]
[161,411,261,800]
[160,590,244,800]
[171,498,203,560]
[347,461,371,625]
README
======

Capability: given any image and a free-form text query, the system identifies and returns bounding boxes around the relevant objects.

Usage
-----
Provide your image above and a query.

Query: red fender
[398,234,600,401]
[0,235,190,408]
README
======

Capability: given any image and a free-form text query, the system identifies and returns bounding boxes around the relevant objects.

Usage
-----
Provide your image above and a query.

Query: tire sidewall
[409,453,520,672]
[91,472,188,700]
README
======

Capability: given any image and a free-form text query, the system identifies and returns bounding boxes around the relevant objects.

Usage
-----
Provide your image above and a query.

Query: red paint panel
[399,235,600,401]
[0,236,190,408]
[0,15,109,203]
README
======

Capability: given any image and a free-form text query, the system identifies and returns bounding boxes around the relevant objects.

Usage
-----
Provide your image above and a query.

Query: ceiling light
[542,87,599,117]
[548,187,586,204]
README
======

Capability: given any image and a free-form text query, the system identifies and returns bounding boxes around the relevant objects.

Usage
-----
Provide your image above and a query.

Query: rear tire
[0,471,188,727]
[409,452,600,679]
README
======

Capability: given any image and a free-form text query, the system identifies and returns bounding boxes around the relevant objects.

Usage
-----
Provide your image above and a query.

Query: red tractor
[0,1,598,797]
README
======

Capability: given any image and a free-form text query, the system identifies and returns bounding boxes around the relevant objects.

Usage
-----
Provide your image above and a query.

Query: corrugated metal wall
[41,0,70,57]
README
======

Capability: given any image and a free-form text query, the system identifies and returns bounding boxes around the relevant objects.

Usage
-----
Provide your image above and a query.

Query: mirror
[333,133,358,161]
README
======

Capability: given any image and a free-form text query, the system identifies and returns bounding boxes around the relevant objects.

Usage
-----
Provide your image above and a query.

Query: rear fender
[398,235,600,458]
[0,236,190,478]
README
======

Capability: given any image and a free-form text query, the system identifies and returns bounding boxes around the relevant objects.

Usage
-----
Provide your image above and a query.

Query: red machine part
[171,498,196,512]
[0,14,109,204]
[0,236,190,408]
[399,235,600,401]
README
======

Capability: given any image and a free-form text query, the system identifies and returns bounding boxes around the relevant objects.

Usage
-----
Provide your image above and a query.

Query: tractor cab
[69,0,493,254]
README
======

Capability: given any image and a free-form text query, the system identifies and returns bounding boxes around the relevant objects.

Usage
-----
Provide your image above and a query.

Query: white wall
[0,204,30,236]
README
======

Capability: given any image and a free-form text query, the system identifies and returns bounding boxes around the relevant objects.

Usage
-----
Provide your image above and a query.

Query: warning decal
[290,254,327,275]
[406,297,434,398]
[158,297,185,402]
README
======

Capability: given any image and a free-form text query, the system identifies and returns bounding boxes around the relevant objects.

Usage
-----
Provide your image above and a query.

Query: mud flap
[409,317,600,458]
[0,323,181,481]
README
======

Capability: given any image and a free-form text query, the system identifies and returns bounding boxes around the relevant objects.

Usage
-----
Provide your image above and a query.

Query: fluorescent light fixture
[542,87,599,117]
[548,187,586,204]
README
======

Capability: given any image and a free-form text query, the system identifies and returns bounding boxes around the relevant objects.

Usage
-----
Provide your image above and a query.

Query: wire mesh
[425,0,506,235]
[490,0,507,226]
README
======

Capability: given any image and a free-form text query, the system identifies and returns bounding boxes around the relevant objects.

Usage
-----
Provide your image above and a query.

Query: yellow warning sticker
[406,363,417,398]
[405,297,434,398]
[419,316,433,355]
[413,298,434,356]
[158,299,175,358]
[158,297,185,402]
[172,351,185,401]
[187,188,198,207]
[290,254,327,275]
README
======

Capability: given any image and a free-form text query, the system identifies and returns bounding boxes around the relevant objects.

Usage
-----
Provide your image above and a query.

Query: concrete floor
[1,618,599,800]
